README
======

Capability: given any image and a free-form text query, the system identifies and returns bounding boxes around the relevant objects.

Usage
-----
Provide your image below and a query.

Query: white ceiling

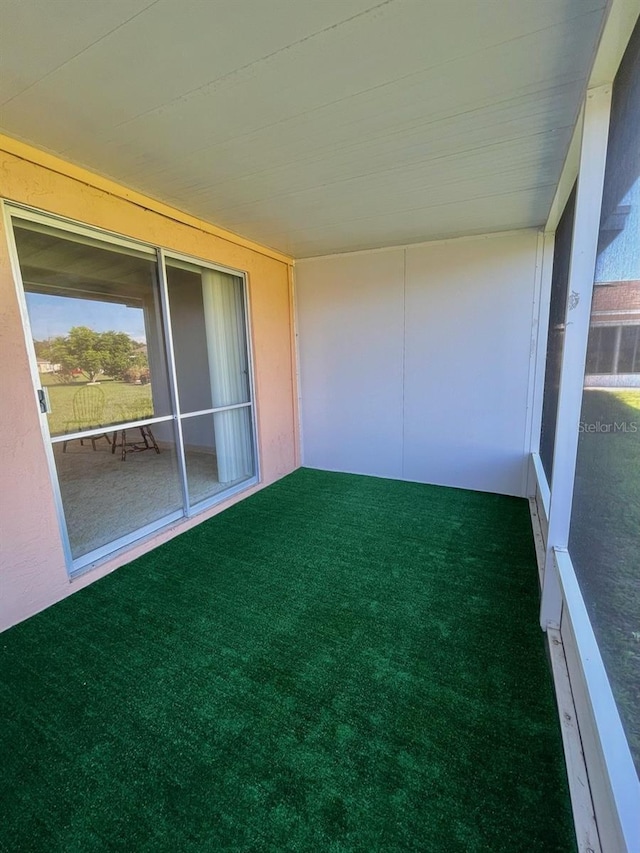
[0,0,607,258]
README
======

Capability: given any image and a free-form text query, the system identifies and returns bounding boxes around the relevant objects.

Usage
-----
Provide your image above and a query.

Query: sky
[595,175,640,283]
[26,293,147,343]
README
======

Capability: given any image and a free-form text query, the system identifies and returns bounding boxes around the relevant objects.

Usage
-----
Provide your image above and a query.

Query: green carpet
[0,468,575,852]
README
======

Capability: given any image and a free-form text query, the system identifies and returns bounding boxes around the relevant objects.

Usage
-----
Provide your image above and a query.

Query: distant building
[36,359,61,374]
[585,280,640,386]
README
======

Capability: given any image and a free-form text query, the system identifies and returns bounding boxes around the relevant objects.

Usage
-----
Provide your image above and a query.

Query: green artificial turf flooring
[0,468,575,852]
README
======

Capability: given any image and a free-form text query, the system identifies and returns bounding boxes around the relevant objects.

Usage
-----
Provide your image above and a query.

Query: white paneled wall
[294,250,406,479]
[295,231,540,496]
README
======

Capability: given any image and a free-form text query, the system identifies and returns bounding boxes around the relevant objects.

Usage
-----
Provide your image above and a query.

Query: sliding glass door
[8,208,257,572]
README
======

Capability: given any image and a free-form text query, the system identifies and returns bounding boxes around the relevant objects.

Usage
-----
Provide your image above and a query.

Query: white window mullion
[540,84,613,630]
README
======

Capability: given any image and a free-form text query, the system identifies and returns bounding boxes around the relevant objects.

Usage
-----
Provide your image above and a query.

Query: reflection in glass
[12,218,181,562]
[13,220,172,436]
[53,424,182,559]
[182,408,255,508]
[11,215,258,567]
[569,20,640,774]
[166,260,250,414]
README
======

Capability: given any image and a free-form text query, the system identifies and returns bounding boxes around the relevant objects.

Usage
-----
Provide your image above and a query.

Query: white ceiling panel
[0,0,608,257]
[0,0,157,104]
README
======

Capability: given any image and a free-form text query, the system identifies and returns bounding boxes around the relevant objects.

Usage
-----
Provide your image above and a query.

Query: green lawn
[571,388,640,770]
[41,374,154,436]
[612,389,640,413]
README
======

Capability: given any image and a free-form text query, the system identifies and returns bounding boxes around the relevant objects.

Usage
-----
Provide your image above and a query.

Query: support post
[540,84,613,630]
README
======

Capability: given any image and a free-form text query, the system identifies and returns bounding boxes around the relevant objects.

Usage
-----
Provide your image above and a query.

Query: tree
[98,331,137,379]
[45,326,142,382]
[47,327,102,381]
[33,339,50,359]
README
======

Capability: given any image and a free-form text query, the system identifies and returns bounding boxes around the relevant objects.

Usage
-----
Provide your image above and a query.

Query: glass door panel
[12,216,183,563]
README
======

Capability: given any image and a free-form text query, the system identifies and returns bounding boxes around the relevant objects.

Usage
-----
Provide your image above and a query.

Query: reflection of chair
[111,425,160,461]
[62,385,112,452]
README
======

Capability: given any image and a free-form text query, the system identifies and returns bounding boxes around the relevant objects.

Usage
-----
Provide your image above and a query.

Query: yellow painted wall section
[0,144,299,631]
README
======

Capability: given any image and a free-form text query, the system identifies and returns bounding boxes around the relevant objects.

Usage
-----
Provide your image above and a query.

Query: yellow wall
[0,139,299,631]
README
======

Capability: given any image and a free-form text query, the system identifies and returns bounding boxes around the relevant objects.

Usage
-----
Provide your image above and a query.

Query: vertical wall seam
[288,263,303,468]
[401,247,407,479]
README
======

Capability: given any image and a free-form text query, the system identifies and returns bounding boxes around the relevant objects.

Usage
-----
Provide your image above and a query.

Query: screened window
[569,18,640,775]
[539,185,577,481]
